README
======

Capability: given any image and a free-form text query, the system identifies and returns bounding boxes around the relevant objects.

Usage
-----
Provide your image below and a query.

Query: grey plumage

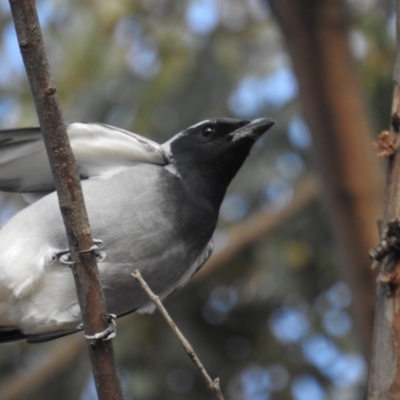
[0,118,274,343]
[0,123,166,194]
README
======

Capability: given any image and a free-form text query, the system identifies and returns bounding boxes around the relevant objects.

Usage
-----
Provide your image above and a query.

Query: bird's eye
[201,126,215,138]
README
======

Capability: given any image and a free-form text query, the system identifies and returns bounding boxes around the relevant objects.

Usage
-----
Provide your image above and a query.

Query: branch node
[392,112,400,133]
[372,131,396,158]
[377,271,397,284]
[377,271,398,297]
[44,86,57,96]
[370,219,400,261]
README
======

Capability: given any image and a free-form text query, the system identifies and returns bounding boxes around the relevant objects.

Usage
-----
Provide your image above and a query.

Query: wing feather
[0,123,168,194]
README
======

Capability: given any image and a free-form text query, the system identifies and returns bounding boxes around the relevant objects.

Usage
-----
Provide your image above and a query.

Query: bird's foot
[59,253,75,265]
[85,313,117,341]
[58,239,106,265]
[79,239,106,262]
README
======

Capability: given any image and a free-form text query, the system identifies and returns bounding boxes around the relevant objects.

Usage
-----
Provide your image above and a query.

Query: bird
[0,117,274,343]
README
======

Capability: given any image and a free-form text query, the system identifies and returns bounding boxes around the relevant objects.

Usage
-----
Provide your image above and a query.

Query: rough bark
[8,1,123,399]
[368,1,400,397]
[268,0,384,357]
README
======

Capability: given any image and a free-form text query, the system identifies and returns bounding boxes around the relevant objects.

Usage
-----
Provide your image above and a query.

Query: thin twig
[7,1,123,399]
[131,270,226,400]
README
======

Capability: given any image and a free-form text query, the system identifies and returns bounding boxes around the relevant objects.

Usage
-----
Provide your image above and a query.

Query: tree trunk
[268,0,384,358]
[368,2,400,397]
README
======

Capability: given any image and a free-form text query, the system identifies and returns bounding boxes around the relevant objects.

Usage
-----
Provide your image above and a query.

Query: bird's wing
[0,122,168,194]
[67,123,168,180]
[0,127,51,193]
[20,240,214,343]
[2,240,214,344]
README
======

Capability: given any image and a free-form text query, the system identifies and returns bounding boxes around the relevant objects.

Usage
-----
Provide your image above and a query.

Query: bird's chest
[93,184,218,315]
[103,195,215,263]
[85,171,217,267]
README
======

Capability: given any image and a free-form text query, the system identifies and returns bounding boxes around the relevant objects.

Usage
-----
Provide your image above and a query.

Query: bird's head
[164,118,275,205]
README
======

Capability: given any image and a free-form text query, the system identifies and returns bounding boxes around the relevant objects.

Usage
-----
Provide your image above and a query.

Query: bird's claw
[59,253,75,265]
[79,239,106,262]
[57,239,106,265]
[79,239,103,253]
[85,313,117,341]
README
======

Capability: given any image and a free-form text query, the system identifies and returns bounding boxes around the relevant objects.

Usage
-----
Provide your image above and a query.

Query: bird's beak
[230,118,275,142]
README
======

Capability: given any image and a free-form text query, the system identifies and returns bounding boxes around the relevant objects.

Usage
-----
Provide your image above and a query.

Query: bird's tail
[0,326,80,343]
[0,327,27,343]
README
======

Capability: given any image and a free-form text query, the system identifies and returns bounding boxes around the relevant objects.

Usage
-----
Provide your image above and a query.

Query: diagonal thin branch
[131,270,226,400]
[7,1,123,399]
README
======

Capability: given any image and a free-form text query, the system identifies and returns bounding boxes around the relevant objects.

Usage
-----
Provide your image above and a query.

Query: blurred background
[0,0,393,399]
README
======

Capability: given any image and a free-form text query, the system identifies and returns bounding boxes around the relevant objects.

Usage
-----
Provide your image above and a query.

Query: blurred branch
[0,336,84,400]
[368,1,400,398]
[132,270,225,400]
[197,174,319,279]
[7,1,123,399]
[268,0,384,357]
